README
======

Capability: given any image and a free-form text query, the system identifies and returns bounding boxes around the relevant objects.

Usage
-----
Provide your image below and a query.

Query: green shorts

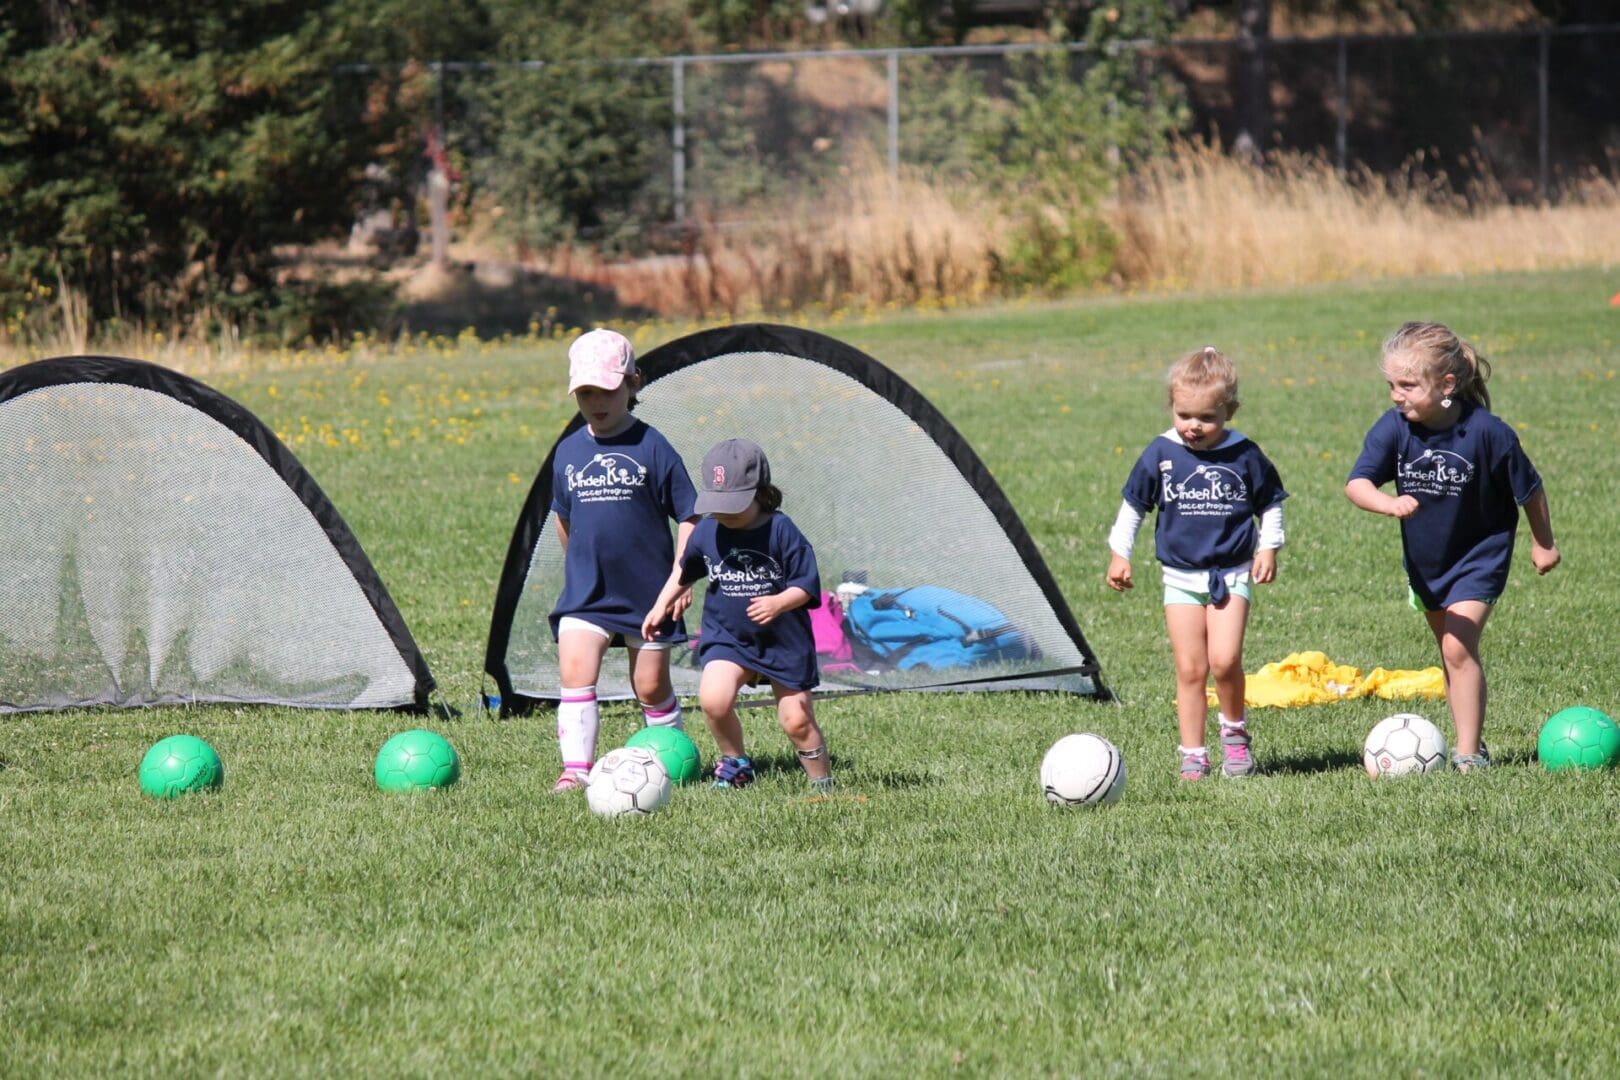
[1164,580,1253,607]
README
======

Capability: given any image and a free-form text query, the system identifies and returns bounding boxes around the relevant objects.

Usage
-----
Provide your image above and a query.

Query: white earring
[1441,396,1452,408]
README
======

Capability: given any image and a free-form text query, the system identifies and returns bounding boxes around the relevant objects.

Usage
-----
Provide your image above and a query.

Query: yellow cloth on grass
[1205,650,1446,709]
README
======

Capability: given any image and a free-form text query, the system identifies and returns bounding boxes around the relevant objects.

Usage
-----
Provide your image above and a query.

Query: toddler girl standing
[1106,347,1288,780]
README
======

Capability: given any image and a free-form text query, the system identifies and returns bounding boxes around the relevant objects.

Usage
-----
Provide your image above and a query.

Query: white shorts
[557,615,671,652]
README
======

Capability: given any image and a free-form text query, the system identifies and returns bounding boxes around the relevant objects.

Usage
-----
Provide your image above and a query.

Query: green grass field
[5,268,1620,1076]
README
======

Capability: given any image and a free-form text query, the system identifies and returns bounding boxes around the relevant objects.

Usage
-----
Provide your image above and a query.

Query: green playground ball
[374,729,461,792]
[1537,706,1620,772]
[625,725,703,786]
[138,734,224,799]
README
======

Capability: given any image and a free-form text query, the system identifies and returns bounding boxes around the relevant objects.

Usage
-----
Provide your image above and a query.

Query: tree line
[0,1,1594,342]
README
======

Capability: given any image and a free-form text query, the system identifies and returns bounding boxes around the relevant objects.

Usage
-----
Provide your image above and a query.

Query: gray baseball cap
[694,438,770,515]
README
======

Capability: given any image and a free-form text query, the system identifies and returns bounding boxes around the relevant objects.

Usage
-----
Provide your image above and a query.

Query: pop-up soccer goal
[0,355,435,713]
[485,324,1108,712]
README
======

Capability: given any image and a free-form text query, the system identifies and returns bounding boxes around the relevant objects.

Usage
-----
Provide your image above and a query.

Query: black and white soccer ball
[586,747,673,817]
[1041,732,1125,807]
[1363,713,1448,778]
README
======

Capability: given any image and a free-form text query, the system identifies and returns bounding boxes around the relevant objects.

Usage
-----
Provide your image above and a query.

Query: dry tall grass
[581,145,1618,316]
[1112,141,1620,291]
[8,143,1616,362]
[565,169,1002,317]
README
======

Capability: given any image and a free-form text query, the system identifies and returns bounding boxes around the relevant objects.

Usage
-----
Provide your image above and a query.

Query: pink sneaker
[1179,749,1211,781]
[1220,726,1256,778]
[551,768,588,793]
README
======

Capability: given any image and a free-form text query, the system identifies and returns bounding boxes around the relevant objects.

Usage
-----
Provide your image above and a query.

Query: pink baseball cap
[566,328,636,394]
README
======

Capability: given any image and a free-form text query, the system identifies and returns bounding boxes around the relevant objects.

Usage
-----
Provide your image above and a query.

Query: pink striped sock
[557,685,599,767]
[641,695,683,731]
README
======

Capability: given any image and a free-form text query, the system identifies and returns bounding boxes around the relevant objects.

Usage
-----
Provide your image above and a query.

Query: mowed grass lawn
[4,268,1620,1076]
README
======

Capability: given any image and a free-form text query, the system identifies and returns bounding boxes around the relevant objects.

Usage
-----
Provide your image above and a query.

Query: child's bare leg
[627,644,682,728]
[558,628,611,689]
[773,685,829,782]
[1205,597,1251,723]
[1164,604,1213,751]
[698,660,751,758]
[627,644,674,705]
[1425,601,1492,758]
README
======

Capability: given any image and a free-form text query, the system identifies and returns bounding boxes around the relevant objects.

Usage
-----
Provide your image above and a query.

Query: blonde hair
[1167,345,1239,412]
[1381,321,1492,410]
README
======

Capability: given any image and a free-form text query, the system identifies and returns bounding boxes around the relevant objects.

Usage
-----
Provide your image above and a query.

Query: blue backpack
[843,586,1035,671]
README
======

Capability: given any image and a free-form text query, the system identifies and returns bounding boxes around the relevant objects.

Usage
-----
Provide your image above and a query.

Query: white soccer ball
[1041,732,1125,807]
[1363,713,1448,778]
[585,747,673,817]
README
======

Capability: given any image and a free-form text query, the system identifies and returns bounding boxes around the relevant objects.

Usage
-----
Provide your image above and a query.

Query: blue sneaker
[712,755,755,789]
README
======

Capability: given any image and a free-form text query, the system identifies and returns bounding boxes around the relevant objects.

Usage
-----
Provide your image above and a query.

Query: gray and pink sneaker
[1220,726,1255,778]
[1179,749,1211,781]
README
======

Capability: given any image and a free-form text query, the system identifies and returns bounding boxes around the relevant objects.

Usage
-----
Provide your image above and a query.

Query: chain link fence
[339,24,1619,245]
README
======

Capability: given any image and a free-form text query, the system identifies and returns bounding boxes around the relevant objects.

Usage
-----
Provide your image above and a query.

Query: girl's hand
[670,585,695,621]
[747,594,786,625]
[641,603,671,641]
[1252,548,1277,584]
[1388,494,1421,519]
[1531,542,1561,574]
[1106,554,1134,592]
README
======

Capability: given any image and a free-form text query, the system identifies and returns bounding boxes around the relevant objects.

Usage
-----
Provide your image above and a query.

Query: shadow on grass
[1261,749,1365,776]
[743,750,936,791]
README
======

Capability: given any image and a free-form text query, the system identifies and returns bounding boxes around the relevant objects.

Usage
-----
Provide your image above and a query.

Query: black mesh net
[0,361,431,712]
[491,326,1105,706]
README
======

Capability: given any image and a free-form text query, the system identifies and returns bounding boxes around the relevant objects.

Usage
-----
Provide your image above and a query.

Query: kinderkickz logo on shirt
[1160,460,1247,516]
[566,452,649,502]
[1398,449,1474,497]
[706,549,783,598]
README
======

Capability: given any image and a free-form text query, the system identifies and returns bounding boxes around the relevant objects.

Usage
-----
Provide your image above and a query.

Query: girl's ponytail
[1456,339,1492,410]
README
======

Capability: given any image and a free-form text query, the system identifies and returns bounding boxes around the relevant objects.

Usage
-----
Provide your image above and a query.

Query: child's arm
[1345,477,1419,519]
[747,586,812,627]
[554,517,570,552]
[641,567,688,640]
[674,518,698,559]
[667,517,700,619]
[1105,500,1145,592]
[1252,502,1285,584]
[1523,488,1560,574]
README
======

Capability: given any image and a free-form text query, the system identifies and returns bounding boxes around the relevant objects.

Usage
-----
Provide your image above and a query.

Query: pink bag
[809,591,854,663]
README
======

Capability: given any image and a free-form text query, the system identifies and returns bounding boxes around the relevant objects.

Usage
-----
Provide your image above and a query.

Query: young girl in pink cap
[547,328,700,793]
[643,438,833,793]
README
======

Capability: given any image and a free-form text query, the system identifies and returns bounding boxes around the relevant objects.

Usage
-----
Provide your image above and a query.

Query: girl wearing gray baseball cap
[642,438,833,793]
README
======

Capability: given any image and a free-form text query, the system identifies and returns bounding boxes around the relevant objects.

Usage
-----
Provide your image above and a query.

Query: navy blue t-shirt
[1348,402,1542,608]
[679,512,821,691]
[549,419,697,640]
[1122,431,1289,573]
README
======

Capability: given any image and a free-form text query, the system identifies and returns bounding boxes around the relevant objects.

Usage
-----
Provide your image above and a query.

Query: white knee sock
[641,694,683,731]
[557,686,599,771]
